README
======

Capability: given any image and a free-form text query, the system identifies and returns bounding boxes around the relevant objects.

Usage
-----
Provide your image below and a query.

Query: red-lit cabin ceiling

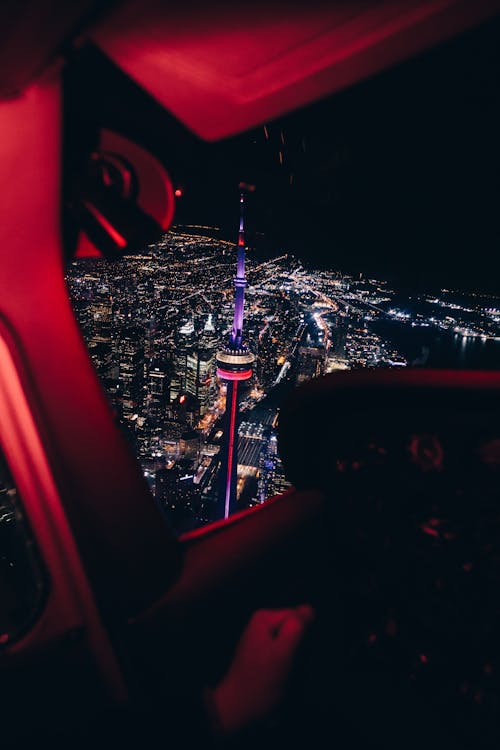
[89,0,500,141]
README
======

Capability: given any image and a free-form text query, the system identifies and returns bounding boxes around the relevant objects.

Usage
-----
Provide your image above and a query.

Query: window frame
[0,322,125,698]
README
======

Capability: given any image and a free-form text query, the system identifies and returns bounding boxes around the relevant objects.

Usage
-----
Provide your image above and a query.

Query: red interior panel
[90,0,500,140]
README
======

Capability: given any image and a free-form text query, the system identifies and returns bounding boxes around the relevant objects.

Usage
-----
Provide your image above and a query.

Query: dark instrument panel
[279,371,500,748]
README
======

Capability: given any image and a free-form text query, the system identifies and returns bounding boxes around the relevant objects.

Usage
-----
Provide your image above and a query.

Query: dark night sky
[66,13,500,293]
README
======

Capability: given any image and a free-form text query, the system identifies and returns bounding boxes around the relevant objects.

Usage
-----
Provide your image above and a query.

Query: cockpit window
[65,231,500,537]
[0,452,46,645]
[65,17,500,534]
[66,238,296,535]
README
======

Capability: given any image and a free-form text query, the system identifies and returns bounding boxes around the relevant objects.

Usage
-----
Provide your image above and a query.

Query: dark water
[370,320,500,370]
[247,320,499,428]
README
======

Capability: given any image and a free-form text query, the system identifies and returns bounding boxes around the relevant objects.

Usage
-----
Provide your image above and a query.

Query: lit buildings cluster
[66,229,499,533]
[385,293,500,341]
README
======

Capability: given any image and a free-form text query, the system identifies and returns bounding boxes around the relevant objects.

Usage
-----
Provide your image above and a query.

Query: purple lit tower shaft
[216,193,254,519]
[230,194,246,349]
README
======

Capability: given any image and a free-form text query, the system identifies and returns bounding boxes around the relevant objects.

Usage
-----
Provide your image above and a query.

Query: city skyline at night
[66,224,500,534]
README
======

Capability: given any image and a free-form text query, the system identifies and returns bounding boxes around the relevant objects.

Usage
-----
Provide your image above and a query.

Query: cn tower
[216,192,255,519]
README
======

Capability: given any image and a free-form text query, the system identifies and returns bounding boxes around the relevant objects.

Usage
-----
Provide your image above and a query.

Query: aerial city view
[59,10,500,534]
[66,198,500,534]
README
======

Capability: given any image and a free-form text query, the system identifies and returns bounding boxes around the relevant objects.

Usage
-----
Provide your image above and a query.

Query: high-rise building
[170,319,195,401]
[72,298,92,334]
[89,297,113,345]
[88,341,114,381]
[185,319,217,416]
[148,358,169,400]
[118,326,145,416]
[216,193,255,519]
[146,357,170,420]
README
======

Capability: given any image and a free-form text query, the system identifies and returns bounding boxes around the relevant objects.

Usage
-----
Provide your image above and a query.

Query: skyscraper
[118,326,145,416]
[185,322,216,417]
[170,319,195,401]
[216,193,255,519]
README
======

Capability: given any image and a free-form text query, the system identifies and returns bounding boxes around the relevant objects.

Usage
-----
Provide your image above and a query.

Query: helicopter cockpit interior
[1,2,500,748]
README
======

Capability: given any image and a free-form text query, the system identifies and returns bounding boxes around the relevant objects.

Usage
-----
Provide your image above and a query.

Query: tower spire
[230,192,247,349]
[216,191,255,519]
